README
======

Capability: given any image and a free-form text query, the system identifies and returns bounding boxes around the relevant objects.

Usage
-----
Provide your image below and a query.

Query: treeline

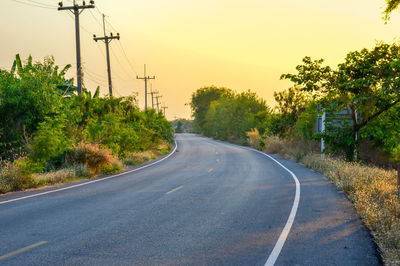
[0,55,173,192]
[191,42,400,164]
[190,87,270,144]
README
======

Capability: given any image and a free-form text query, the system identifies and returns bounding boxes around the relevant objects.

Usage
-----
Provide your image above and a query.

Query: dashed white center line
[0,241,47,261]
[165,185,184,195]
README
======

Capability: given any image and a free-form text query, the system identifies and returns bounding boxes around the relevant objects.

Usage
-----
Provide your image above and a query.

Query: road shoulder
[266,154,382,265]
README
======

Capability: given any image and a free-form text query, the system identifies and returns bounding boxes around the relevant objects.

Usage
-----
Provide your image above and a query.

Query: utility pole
[58,0,95,95]
[137,65,155,110]
[155,95,162,113]
[148,84,158,109]
[162,106,168,117]
[93,14,120,96]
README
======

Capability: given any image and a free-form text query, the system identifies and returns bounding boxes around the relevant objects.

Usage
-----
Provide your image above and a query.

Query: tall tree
[282,42,400,160]
[190,86,233,134]
[384,0,400,20]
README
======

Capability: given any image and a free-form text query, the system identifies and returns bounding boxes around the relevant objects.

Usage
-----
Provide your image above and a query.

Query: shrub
[246,128,261,149]
[0,160,35,193]
[69,143,114,173]
[33,168,75,185]
[263,136,287,154]
[71,164,91,178]
[102,160,123,174]
[123,151,154,166]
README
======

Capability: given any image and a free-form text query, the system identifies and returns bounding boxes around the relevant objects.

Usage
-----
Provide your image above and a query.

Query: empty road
[0,134,380,265]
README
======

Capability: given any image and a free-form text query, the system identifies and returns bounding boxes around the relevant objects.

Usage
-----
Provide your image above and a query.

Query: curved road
[0,134,380,265]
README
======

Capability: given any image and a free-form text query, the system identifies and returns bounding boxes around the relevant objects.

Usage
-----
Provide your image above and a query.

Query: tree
[191,88,270,143]
[271,85,313,137]
[383,0,400,20]
[190,86,233,134]
[282,42,400,161]
[0,55,71,159]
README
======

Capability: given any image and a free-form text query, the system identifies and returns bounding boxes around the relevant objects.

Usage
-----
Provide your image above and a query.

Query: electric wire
[10,0,55,9]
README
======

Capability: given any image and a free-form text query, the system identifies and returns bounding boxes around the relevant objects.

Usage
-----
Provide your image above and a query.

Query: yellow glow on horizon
[2,0,400,119]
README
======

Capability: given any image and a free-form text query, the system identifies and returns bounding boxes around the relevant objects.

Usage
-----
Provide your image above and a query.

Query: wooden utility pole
[162,106,168,117]
[148,84,158,109]
[93,14,120,96]
[155,95,162,113]
[58,0,95,95]
[136,65,155,110]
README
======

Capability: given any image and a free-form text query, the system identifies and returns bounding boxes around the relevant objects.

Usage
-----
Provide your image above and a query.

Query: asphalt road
[0,134,381,265]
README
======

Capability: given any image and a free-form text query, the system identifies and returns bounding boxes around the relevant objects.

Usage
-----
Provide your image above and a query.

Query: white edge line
[241,146,300,266]
[0,140,178,206]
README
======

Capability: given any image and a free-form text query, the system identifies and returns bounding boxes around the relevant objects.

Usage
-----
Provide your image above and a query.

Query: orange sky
[2,0,400,119]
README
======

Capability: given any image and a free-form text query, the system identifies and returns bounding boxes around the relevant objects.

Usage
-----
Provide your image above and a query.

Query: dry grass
[123,141,172,166]
[0,160,34,193]
[123,150,156,166]
[263,136,319,162]
[263,136,288,154]
[262,135,400,265]
[33,164,91,185]
[246,128,261,149]
[301,154,400,265]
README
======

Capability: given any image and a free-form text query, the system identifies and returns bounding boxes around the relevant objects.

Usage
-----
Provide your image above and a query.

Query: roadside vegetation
[190,42,400,264]
[0,55,173,194]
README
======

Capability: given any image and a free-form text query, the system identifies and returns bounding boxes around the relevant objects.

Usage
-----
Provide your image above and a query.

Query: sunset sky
[2,0,400,119]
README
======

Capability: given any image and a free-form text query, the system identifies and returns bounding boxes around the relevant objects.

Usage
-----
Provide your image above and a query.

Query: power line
[89,9,103,29]
[10,0,55,9]
[26,0,54,7]
[117,41,139,76]
[92,5,140,77]
[110,46,138,82]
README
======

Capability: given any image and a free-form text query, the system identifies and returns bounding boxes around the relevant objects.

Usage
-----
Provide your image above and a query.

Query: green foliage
[0,55,174,192]
[282,42,400,161]
[190,86,233,134]
[0,55,71,159]
[0,159,35,193]
[293,102,318,140]
[191,87,270,143]
[383,0,400,21]
[269,85,313,137]
[102,160,123,175]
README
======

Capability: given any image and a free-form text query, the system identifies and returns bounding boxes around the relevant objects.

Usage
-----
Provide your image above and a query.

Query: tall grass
[246,128,261,150]
[123,141,172,166]
[261,136,400,265]
[34,164,91,185]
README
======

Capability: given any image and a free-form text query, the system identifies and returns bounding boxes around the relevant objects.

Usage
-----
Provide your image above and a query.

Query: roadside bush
[123,151,154,166]
[102,160,123,174]
[72,163,91,178]
[69,143,114,173]
[33,164,91,186]
[0,160,35,193]
[33,168,75,185]
[246,128,261,149]
[157,141,172,155]
[263,136,287,154]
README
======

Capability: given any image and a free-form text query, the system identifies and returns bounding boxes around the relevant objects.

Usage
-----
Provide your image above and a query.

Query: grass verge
[261,136,400,265]
[0,141,173,195]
